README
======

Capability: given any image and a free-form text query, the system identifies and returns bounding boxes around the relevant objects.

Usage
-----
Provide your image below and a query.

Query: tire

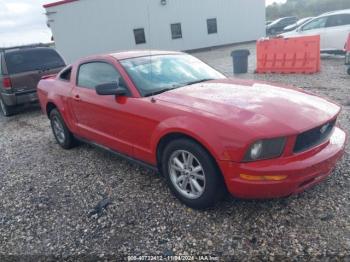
[347,67,350,75]
[0,96,15,117]
[49,108,76,149]
[161,138,225,209]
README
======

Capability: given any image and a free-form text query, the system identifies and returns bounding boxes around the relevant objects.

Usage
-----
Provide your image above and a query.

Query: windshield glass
[269,18,283,26]
[5,48,65,74]
[120,54,225,97]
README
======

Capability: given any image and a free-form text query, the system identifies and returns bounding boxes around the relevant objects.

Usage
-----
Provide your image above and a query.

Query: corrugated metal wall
[46,0,265,63]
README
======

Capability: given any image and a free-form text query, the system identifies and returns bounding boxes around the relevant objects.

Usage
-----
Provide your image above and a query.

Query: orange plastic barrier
[346,33,350,52]
[256,35,321,74]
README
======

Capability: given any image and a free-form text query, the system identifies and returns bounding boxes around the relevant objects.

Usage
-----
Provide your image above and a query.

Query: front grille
[294,120,336,153]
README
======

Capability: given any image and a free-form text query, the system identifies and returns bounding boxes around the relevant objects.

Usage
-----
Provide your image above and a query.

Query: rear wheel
[49,109,76,149]
[162,138,225,209]
[347,67,350,75]
[0,97,15,117]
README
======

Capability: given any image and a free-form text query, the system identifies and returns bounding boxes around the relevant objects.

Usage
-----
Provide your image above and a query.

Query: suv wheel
[162,139,225,209]
[50,109,76,149]
[0,97,14,117]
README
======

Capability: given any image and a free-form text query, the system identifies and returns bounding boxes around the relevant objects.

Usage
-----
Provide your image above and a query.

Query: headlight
[244,137,286,162]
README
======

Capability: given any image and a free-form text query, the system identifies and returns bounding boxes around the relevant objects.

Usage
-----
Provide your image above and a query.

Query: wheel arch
[46,102,57,117]
[156,132,223,177]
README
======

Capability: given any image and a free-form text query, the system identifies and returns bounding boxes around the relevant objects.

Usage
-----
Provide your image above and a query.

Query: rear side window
[4,48,65,74]
[326,14,350,27]
[59,67,72,81]
[77,62,121,89]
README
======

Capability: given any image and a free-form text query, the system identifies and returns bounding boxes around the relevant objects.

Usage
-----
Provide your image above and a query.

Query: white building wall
[46,0,265,63]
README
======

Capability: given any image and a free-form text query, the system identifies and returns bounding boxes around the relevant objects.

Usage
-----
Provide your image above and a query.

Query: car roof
[3,47,54,55]
[320,9,350,16]
[110,50,184,60]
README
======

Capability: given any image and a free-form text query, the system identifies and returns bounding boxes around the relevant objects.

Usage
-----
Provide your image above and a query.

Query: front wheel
[162,139,225,209]
[50,109,76,149]
[0,97,15,117]
[347,67,350,75]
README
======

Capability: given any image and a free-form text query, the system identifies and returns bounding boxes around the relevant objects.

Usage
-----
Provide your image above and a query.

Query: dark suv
[0,46,65,116]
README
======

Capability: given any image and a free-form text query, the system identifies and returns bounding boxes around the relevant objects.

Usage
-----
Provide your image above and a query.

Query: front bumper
[220,127,346,199]
[0,91,38,106]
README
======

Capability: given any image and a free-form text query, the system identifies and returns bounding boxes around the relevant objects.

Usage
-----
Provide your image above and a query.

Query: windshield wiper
[182,78,215,86]
[144,88,174,97]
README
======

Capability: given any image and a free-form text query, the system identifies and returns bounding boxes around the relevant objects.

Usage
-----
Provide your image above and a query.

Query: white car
[281,9,350,53]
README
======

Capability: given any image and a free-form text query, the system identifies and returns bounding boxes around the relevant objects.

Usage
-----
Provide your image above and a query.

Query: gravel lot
[1,42,350,261]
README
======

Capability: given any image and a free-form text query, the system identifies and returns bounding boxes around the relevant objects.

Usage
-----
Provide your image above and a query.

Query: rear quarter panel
[37,76,77,133]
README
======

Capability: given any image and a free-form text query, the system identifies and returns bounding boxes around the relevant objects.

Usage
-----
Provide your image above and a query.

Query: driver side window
[301,17,327,31]
[77,62,122,89]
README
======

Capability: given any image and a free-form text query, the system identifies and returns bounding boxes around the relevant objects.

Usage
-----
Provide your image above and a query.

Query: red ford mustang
[37,50,346,209]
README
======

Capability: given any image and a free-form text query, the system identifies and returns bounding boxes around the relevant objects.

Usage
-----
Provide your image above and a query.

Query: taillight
[2,77,12,89]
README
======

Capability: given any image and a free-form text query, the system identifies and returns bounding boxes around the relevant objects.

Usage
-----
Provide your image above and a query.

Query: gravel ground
[0,42,350,261]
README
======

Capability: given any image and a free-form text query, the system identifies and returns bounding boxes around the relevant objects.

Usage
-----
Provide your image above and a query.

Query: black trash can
[231,49,250,74]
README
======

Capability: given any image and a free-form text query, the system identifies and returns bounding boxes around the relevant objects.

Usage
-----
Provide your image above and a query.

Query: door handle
[73,94,81,101]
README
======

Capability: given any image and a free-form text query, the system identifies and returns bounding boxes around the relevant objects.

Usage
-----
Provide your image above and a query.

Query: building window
[171,23,182,39]
[134,28,146,45]
[207,18,218,34]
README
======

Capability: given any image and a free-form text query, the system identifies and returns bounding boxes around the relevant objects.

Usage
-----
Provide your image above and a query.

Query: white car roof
[320,9,350,17]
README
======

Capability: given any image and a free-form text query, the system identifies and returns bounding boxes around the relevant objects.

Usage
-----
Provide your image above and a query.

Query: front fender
[150,116,246,162]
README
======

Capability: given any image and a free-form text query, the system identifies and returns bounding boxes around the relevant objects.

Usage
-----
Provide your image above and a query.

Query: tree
[266,0,350,20]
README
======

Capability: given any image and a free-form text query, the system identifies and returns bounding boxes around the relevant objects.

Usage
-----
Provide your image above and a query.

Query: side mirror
[95,82,127,96]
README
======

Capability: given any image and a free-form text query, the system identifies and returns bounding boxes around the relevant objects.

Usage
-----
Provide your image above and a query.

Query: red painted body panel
[37,51,347,199]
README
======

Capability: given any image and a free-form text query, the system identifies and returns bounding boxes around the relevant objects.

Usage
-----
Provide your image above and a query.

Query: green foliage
[266,0,350,20]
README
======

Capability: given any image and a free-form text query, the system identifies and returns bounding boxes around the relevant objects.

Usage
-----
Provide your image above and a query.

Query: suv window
[77,62,121,89]
[326,14,350,27]
[59,67,72,81]
[302,17,327,31]
[4,48,65,74]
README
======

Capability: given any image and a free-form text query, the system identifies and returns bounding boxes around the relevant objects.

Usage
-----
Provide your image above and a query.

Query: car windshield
[4,48,65,74]
[120,54,225,97]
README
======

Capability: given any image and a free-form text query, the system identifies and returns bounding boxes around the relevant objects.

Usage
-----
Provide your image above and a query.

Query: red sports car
[37,51,346,209]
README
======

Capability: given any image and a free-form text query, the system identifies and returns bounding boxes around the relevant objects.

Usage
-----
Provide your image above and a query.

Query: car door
[323,14,350,51]
[70,60,133,156]
[298,16,328,49]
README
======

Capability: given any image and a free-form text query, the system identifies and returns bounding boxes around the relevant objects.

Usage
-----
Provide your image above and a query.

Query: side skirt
[75,136,159,173]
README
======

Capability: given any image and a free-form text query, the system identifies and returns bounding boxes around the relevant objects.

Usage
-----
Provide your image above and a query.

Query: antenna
[147,0,153,85]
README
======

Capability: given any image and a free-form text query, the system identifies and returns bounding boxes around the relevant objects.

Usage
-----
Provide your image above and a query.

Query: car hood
[156,79,340,136]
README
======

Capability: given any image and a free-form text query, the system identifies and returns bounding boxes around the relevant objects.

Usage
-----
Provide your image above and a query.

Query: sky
[0,0,51,47]
[0,0,287,47]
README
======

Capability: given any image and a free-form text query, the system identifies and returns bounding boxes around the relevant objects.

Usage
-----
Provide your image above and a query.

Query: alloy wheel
[52,116,66,144]
[168,150,206,200]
